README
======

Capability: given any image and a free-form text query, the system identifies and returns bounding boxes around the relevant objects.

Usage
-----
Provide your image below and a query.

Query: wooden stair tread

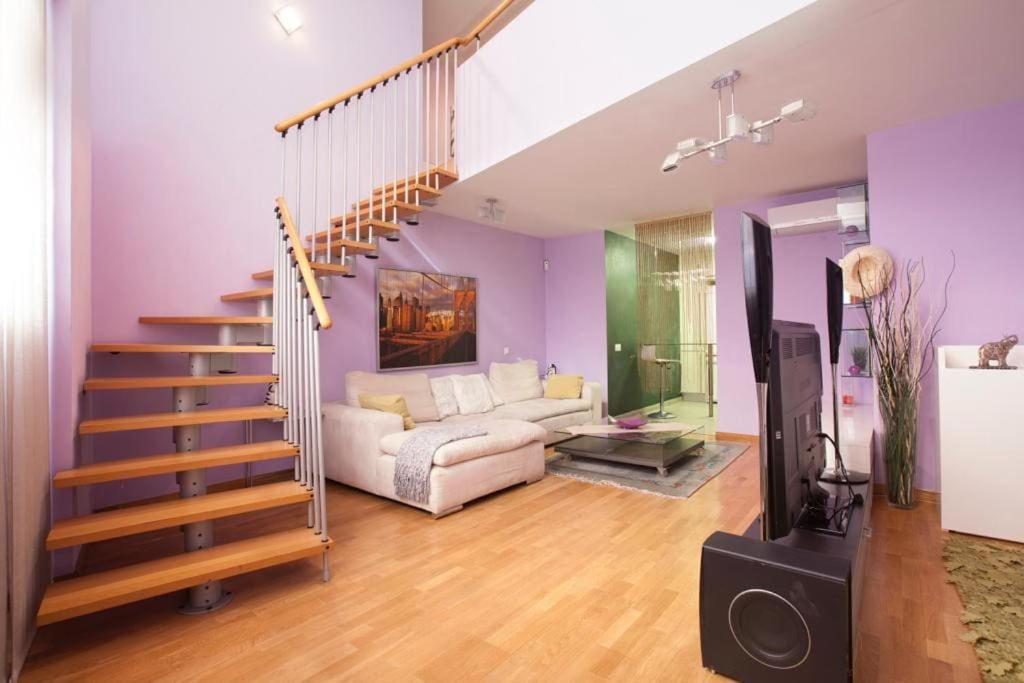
[138,316,272,325]
[326,201,422,232]
[46,481,311,550]
[310,219,402,244]
[304,238,377,260]
[53,440,298,488]
[373,165,458,195]
[37,528,332,625]
[84,375,277,391]
[221,288,273,302]
[91,343,274,354]
[368,182,442,203]
[252,263,350,281]
[79,405,286,435]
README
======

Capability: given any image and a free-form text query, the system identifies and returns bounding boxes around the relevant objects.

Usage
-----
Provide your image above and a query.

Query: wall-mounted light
[275,5,303,35]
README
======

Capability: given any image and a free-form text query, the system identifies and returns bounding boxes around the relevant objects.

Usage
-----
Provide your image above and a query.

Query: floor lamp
[641,344,676,419]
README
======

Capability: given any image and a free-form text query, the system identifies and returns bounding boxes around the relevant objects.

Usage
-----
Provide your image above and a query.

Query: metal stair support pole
[174,357,232,614]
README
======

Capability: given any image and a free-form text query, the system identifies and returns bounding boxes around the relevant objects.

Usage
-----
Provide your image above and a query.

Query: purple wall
[543,232,608,408]
[866,99,1024,491]
[713,187,843,437]
[50,0,92,576]
[89,0,422,343]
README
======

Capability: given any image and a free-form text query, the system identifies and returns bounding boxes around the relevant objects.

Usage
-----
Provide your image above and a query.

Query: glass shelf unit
[841,328,872,379]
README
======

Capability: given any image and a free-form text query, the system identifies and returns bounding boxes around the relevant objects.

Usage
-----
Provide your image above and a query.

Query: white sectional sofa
[321,362,602,516]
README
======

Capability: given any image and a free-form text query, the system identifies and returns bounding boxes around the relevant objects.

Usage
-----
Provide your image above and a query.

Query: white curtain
[1,0,52,678]
[635,212,715,395]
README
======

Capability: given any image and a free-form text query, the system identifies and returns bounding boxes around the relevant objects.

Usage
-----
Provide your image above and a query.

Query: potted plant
[849,345,869,376]
[857,255,952,508]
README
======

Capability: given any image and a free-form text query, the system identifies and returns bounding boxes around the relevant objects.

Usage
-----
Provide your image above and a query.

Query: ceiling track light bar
[661,70,816,173]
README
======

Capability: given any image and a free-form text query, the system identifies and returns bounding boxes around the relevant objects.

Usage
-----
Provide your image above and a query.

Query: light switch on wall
[614,343,622,352]
[503,346,510,356]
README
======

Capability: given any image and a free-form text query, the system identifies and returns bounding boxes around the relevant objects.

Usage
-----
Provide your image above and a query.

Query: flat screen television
[765,320,830,539]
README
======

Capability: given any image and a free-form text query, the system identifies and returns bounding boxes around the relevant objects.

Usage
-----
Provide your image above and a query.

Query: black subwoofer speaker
[700,531,853,682]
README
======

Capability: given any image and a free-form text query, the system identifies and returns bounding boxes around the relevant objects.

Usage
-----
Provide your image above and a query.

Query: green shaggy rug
[944,533,1024,681]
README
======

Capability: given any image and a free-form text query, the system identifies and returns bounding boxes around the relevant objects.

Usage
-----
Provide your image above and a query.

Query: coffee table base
[555,436,705,477]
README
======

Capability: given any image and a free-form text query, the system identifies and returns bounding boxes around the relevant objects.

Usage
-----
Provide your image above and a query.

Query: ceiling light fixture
[477,198,506,224]
[274,5,303,35]
[660,70,816,173]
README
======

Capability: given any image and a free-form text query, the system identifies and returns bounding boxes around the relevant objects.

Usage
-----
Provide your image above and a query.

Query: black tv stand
[795,493,857,537]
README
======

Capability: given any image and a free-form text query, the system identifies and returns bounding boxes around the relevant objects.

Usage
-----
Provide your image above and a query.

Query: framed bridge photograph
[376,267,478,371]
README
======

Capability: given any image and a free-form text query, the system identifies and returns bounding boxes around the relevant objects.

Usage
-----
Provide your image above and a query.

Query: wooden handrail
[273,0,519,133]
[275,196,332,330]
[459,0,515,45]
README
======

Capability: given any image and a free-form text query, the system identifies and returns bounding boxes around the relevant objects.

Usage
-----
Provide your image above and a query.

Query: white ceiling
[433,0,1024,237]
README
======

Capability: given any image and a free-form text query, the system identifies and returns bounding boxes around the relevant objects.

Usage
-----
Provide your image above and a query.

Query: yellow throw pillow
[544,374,584,400]
[359,393,415,430]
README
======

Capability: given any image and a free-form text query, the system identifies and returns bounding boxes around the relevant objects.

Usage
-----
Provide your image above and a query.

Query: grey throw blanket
[394,425,488,504]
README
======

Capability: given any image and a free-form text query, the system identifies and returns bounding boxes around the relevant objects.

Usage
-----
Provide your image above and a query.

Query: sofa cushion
[345,370,439,423]
[358,393,415,430]
[544,374,584,399]
[429,376,459,420]
[379,419,546,467]
[491,397,592,422]
[489,359,543,403]
[450,374,495,415]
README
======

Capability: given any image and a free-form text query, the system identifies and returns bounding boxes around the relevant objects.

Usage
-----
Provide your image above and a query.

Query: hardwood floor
[23,447,980,682]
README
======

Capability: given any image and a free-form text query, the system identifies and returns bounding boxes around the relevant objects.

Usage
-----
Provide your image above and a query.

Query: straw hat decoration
[839,245,894,299]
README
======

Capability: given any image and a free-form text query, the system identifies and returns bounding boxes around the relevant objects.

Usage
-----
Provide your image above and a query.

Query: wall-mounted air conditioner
[766,197,841,236]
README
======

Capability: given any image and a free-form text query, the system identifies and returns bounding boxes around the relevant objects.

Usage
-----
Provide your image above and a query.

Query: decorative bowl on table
[614,416,648,430]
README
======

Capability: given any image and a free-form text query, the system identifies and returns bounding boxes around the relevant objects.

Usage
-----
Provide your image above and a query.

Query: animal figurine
[975,334,1019,369]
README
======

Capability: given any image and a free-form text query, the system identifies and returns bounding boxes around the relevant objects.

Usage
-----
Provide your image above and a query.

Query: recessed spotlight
[275,5,303,35]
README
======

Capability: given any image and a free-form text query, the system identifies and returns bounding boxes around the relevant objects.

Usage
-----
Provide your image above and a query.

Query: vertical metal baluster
[275,133,285,385]
[404,68,410,205]
[415,62,422,205]
[295,125,303,236]
[327,107,334,268]
[434,49,440,188]
[444,47,450,171]
[392,74,398,222]
[355,94,362,244]
[296,272,307,489]
[381,79,387,223]
[452,46,459,172]
[368,87,374,245]
[291,124,302,462]
[474,37,480,175]
[303,313,315,532]
[341,101,350,274]
[311,114,319,265]
[312,328,327,541]
[380,79,387,224]
[424,58,431,184]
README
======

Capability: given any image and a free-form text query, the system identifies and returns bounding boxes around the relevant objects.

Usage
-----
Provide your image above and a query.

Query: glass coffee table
[553,419,705,477]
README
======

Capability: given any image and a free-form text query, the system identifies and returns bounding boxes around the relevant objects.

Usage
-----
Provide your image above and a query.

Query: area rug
[545,440,749,499]
[943,533,1024,681]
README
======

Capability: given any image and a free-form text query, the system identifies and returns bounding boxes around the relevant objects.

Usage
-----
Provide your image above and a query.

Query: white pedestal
[938,345,1024,543]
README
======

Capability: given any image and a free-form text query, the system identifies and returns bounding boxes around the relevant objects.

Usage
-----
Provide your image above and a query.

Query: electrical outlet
[614,343,622,352]
[503,346,510,356]
[543,259,550,271]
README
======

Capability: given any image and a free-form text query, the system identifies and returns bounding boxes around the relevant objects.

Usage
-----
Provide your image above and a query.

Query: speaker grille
[728,589,811,670]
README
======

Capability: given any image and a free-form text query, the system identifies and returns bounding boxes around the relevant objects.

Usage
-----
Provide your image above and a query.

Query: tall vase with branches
[859,256,953,508]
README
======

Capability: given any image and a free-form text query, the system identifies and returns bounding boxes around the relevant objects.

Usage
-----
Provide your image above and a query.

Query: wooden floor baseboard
[872,483,940,505]
[714,431,758,444]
